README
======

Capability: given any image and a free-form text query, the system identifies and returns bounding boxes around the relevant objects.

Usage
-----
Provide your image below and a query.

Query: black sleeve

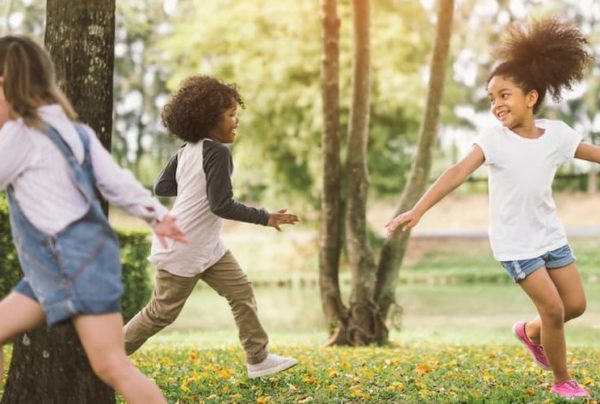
[203,141,270,225]
[154,146,184,197]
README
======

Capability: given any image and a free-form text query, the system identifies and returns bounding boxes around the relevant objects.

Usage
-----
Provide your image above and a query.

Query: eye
[501,93,509,99]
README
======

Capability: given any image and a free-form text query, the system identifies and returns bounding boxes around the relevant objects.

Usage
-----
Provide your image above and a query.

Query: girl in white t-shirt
[386,18,596,398]
[0,35,188,402]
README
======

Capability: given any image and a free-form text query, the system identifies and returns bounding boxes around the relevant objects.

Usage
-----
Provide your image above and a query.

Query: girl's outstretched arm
[575,142,600,163]
[386,145,485,237]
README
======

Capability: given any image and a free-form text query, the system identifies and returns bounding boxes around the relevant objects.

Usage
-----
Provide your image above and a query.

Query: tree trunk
[319,0,349,346]
[45,0,115,151]
[2,325,114,403]
[374,0,455,341]
[3,1,117,402]
[344,0,386,346]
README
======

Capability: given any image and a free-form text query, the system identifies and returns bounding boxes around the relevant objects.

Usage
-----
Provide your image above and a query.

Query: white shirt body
[474,119,582,261]
[0,104,167,235]
[148,139,227,276]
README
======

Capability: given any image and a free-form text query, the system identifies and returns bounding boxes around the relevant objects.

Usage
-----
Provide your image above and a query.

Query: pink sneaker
[512,321,551,370]
[551,380,590,398]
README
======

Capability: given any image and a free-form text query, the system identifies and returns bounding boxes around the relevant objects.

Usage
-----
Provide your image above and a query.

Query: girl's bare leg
[518,267,571,382]
[0,292,46,380]
[523,263,586,345]
[72,313,166,404]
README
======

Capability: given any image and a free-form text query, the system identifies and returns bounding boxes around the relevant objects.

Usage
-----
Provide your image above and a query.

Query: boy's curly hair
[488,17,594,113]
[161,76,244,143]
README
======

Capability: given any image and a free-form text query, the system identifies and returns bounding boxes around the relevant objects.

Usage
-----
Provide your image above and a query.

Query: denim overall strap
[6,123,123,325]
[38,124,97,204]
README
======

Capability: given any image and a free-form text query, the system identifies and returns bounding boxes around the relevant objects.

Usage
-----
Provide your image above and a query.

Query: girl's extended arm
[574,142,600,163]
[386,145,485,237]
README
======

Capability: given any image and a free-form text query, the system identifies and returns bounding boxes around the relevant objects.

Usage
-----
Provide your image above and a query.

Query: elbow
[210,204,229,218]
[154,183,177,197]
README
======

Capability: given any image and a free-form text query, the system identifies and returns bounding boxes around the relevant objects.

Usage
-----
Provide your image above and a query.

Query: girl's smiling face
[487,75,538,130]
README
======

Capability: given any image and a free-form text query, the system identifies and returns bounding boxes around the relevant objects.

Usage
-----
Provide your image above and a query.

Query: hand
[385,209,421,238]
[267,209,300,232]
[153,214,189,248]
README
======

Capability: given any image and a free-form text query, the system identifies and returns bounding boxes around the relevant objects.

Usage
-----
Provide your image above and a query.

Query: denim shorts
[500,244,575,283]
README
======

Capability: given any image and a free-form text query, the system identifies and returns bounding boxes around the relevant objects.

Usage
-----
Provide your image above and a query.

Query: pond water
[155,282,600,347]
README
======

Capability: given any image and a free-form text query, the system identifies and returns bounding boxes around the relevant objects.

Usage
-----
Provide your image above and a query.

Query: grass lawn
[127,339,599,403]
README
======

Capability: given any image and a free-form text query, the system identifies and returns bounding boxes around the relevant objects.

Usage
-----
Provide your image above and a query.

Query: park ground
[3,193,600,402]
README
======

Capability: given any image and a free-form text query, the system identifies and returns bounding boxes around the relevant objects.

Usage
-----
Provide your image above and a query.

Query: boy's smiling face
[210,105,239,144]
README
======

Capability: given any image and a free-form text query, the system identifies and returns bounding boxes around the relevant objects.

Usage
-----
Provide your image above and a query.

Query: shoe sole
[248,359,298,379]
[512,323,551,370]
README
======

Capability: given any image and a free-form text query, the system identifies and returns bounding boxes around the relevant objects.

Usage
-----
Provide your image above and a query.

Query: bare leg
[0,292,46,380]
[518,267,570,383]
[72,313,166,404]
[524,263,585,345]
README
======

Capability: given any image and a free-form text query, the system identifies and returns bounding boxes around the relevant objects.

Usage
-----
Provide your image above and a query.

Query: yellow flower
[416,364,433,375]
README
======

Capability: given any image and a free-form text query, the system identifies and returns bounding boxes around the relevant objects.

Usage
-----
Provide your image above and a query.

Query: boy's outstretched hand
[154,214,189,248]
[385,209,422,238]
[267,209,300,231]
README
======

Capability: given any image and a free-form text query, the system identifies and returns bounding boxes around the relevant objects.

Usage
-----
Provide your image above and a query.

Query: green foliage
[126,343,599,402]
[0,197,22,299]
[117,229,153,322]
[156,0,433,209]
[0,195,151,322]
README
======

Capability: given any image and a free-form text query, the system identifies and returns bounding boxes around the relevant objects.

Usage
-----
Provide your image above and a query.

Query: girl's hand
[153,214,188,248]
[267,209,300,231]
[385,209,421,238]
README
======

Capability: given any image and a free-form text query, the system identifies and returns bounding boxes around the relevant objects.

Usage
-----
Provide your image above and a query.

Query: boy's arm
[154,147,183,197]
[204,142,270,225]
[386,145,485,235]
[574,142,600,163]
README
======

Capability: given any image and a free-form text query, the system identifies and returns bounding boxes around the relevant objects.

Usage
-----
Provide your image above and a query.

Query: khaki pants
[123,251,269,364]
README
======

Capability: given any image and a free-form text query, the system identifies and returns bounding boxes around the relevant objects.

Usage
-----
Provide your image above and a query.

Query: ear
[526,89,539,109]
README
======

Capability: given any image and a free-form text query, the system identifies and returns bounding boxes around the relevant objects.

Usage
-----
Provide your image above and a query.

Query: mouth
[496,110,509,120]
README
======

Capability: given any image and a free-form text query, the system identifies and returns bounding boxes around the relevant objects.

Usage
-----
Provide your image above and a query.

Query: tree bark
[344,0,385,346]
[3,1,117,402]
[2,325,114,404]
[319,0,349,346]
[45,0,115,151]
[374,0,455,341]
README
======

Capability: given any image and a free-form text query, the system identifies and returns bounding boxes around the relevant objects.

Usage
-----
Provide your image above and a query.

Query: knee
[146,303,180,327]
[539,300,565,327]
[224,284,255,305]
[89,354,130,386]
[565,299,586,321]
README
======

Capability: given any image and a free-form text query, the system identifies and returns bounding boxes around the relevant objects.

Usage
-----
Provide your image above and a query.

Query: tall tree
[318,0,347,345]
[374,0,455,335]
[2,1,116,402]
[319,0,455,345]
[344,0,386,345]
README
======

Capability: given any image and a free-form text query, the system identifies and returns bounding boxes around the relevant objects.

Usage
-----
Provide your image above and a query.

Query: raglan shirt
[474,119,582,261]
[148,139,269,276]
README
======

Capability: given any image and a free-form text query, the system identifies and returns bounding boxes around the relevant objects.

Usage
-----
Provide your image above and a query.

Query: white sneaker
[247,353,298,378]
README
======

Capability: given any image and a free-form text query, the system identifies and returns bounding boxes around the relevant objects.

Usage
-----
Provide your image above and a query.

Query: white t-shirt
[0,104,168,235]
[474,119,582,261]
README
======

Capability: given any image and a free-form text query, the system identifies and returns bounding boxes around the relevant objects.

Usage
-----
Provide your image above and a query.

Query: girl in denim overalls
[387,19,596,398]
[0,36,187,403]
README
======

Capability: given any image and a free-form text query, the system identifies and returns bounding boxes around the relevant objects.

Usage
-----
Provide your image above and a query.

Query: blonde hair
[0,35,77,127]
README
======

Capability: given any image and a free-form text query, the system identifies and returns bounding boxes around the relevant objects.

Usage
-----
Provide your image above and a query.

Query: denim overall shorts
[7,123,123,325]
